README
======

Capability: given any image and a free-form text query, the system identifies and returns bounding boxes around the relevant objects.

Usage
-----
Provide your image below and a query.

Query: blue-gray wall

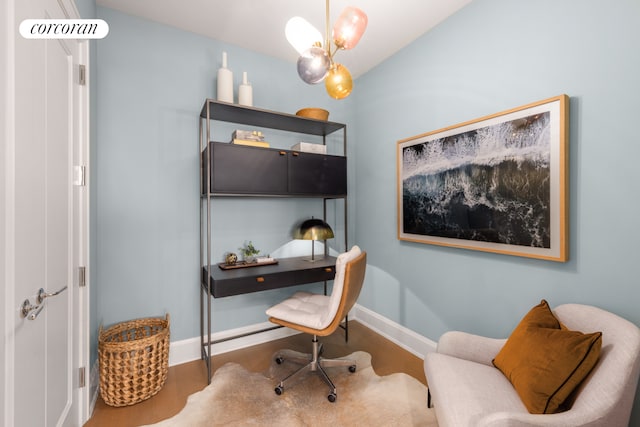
[355,0,639,344]
[94,0,640,421]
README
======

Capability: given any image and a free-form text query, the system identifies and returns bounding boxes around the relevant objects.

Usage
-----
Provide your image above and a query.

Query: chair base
[273,335,356,402]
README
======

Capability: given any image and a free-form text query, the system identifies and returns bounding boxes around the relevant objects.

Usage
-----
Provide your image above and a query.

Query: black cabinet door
[209,142,288,195]
[288,152,347,196]
[207,143,347,196]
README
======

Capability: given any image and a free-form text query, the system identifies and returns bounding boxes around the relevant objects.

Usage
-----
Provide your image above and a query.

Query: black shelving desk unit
[199,100,348,382]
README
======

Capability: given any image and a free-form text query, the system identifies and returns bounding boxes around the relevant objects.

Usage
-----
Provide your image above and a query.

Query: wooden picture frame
[397,95,569,262]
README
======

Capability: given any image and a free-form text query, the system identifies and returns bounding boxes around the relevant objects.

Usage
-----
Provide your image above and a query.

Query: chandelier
[285,0,368,100]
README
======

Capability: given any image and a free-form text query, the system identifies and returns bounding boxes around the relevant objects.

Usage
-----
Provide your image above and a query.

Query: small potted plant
[239,241,260,263]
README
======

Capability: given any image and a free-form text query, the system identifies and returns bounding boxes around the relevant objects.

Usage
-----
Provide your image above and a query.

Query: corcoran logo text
[20,19,109,39]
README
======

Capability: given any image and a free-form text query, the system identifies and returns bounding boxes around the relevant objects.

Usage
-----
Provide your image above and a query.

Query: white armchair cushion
[266,245,362,330]
[425,352,528,427]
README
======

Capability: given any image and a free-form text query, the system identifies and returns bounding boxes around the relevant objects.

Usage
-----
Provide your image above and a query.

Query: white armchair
[424,303,640,427]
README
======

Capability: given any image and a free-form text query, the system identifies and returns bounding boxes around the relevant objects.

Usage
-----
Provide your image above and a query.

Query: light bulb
[325,63,353,99]
[332,7,368,50]
[285,16,323,55]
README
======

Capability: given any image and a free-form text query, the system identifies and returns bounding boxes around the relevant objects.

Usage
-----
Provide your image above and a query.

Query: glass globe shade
[297,46,330,84]
[285,16,323,55]
[325,63,353,99]
[332,7,368,50]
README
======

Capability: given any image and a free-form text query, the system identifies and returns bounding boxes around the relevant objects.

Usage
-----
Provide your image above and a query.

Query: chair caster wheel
[275,356,284,364]
[328,393,337,402]
[349,365,356,373]
[275,386,284,395]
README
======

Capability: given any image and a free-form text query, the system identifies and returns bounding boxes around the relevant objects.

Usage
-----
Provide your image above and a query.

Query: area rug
[143,350,438,426]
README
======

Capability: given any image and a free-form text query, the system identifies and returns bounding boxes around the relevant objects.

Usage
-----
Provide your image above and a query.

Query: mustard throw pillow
[492,300,602,414]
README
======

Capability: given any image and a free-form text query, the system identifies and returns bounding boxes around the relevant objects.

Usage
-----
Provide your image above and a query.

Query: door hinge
[79,64,86,86]
[74,165,86,186]
[79,266,86,287]
[79,367,86,388]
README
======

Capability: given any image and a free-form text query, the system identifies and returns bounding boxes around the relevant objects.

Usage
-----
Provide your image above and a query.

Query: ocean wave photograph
[401,111,551,248]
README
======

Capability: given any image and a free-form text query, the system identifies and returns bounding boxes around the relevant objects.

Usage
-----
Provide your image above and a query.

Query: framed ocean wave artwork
[397,95,569,262]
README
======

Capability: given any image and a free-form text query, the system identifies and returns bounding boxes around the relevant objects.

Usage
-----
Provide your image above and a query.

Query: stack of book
[291,142,327,154]
[231,130,269,148]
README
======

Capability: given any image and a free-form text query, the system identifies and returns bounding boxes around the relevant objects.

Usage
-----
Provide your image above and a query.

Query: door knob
[20,285,68,321]
[20,299,44,320]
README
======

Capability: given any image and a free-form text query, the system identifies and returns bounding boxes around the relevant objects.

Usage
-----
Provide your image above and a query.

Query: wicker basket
[98,314,170,407]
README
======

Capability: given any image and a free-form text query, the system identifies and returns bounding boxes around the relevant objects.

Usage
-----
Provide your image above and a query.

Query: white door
[2,0,89,425]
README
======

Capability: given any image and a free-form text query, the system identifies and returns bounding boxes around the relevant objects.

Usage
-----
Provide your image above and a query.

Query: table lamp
[294,218,334,262]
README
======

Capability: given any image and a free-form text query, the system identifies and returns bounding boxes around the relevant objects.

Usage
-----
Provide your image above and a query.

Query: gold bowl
[295,108,329,121]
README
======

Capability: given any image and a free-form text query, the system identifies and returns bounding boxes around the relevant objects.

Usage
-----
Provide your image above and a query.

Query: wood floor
[84,321,427,427]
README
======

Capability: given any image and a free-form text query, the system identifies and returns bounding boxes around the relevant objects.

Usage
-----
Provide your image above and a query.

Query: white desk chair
[266,246,367,402]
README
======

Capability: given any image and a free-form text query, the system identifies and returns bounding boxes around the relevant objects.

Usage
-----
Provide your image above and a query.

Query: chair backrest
[553,304,640,427]
[319,247,367,335]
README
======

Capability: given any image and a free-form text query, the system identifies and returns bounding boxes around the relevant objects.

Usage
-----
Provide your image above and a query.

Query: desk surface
[203,256,337,298]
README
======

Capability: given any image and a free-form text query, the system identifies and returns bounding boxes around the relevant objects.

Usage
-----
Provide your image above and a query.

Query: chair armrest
[437,331,506,366]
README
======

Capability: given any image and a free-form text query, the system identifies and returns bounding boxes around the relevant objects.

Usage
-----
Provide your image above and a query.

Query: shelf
[200,99,345,136]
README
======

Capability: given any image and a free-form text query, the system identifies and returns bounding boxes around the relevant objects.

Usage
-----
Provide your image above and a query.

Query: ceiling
[96,0,473,78]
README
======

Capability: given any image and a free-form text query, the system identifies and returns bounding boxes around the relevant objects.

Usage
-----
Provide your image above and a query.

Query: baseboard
[168,321,301,367]
[168,305,436,367]
[350,305,437,359]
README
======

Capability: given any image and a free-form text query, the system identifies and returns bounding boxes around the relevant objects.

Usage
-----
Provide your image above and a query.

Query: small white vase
[217,51,233,103]
[238,71,253,107]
